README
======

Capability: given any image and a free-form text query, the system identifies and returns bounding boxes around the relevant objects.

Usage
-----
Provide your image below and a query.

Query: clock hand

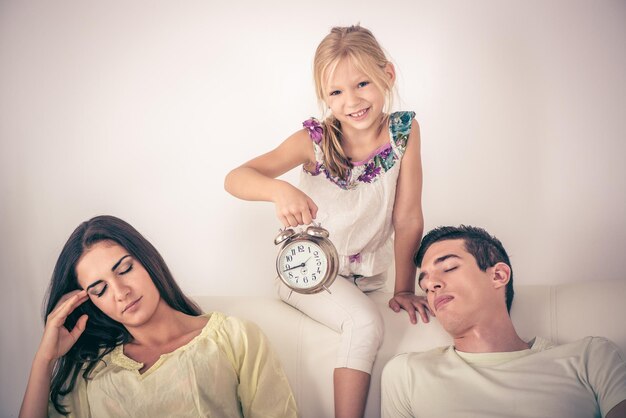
[283,257,314,272]
[283,262,306,272]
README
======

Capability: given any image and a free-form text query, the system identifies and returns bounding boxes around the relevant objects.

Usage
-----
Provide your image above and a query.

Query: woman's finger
[68,314,89,342]
[48,289,84,317]
[47,291,88,327]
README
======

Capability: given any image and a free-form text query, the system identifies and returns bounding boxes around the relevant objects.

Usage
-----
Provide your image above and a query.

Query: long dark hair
[45,215,202,415]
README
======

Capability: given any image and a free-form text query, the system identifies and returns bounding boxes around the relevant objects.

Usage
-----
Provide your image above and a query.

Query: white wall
[1,0,625,415]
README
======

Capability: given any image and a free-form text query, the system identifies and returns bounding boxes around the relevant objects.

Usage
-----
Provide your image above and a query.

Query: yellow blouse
[49,312,298,418]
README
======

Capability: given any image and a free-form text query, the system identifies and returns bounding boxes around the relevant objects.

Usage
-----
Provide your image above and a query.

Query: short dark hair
[414,225,514,313]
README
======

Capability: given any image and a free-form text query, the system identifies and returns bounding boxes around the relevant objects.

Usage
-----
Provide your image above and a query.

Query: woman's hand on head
[36,290,89,363]
[389,292,431,325]
[274,182,318,227]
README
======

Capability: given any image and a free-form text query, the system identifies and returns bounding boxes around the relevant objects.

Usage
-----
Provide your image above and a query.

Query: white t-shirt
[382,336,626,418]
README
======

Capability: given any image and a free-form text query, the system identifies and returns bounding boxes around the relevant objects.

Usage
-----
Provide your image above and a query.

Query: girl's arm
[388,119,430,324]
[19,290,89,418]
[224,129,319,227]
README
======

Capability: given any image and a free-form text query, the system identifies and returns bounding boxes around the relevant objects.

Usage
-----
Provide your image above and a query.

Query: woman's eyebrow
[112,255,131,271]
[85,255,131,290]
[86,279,103,291]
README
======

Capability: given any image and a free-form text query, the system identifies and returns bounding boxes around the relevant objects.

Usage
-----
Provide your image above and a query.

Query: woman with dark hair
[20,215,297,418]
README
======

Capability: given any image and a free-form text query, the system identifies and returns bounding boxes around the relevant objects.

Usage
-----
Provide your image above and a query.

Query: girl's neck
[340,114,389,161]
[341,113,387,145]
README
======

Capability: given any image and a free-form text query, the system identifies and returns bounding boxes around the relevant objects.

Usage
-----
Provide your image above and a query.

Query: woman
[20,215,297,417]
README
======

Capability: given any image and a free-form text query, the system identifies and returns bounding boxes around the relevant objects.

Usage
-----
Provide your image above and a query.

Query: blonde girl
[225,25,429,418]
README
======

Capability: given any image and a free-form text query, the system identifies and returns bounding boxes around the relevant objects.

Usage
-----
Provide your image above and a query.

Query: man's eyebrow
[418,254,461,284]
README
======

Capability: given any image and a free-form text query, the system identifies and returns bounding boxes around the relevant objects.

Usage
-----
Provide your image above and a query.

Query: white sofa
[194,279,626,418]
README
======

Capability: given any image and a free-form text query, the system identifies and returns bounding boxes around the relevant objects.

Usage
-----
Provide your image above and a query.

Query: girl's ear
[384,62,396,85]
[491,262,511,289]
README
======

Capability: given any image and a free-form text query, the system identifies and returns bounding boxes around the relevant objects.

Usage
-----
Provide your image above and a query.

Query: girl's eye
[329,90,341,96]
[357,81,370,88]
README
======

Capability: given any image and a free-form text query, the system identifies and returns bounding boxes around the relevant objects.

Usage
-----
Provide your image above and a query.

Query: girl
[225,25,429,418]
[20,215,297,418]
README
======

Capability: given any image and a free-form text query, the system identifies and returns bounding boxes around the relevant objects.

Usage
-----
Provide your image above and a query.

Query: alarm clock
[274,223,339,294]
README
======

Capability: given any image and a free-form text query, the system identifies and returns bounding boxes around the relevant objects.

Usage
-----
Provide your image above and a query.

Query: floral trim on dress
[302,111,415,190]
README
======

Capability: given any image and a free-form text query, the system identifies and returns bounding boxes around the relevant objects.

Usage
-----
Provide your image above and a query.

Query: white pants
[276,274,385,374]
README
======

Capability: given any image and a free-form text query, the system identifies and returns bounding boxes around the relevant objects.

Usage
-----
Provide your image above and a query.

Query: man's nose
[427,277,444,292]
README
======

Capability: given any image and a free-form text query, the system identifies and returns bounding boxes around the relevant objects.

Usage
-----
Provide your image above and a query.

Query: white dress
[299,111,416,290]
[275,111,417,374]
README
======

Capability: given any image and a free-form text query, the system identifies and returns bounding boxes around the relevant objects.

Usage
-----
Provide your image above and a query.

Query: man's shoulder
[529,336,625,368]
[544,336,621,354]
[385,346,453,369]
[563,336,624,359]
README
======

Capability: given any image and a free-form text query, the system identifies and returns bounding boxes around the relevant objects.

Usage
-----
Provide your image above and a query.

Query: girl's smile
[348,107,370,120]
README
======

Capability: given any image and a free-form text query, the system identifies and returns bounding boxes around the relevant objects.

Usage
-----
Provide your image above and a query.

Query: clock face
[278,240,328,289]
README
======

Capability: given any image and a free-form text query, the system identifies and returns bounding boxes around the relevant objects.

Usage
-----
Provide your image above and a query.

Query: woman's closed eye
[95,284,107,298]
[87,281,107,298]
[444,266,458,273]
[119,263,133,275]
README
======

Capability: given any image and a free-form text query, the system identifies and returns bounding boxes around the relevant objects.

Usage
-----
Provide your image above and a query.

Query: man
[381,225,626,418]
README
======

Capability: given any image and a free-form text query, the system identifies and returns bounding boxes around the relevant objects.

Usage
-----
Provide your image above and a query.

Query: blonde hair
[313,25,395,179]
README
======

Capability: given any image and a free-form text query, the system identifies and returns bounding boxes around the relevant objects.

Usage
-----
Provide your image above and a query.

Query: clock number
[312,273,317,281]
[316,260,322,267]
[297,245,304,253]
[313,251,319,257]
[285,264,290,270]
[317,267,321,274]
[286,255,292,262]
[303,276,308,283]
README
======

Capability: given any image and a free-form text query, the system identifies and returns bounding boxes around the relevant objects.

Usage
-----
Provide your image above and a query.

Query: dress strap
[388,111,415,157]
[303,118,323,144]
[302,118,325,169]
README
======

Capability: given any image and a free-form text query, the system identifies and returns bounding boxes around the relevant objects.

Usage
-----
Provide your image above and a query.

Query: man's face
[418,239,498,335]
